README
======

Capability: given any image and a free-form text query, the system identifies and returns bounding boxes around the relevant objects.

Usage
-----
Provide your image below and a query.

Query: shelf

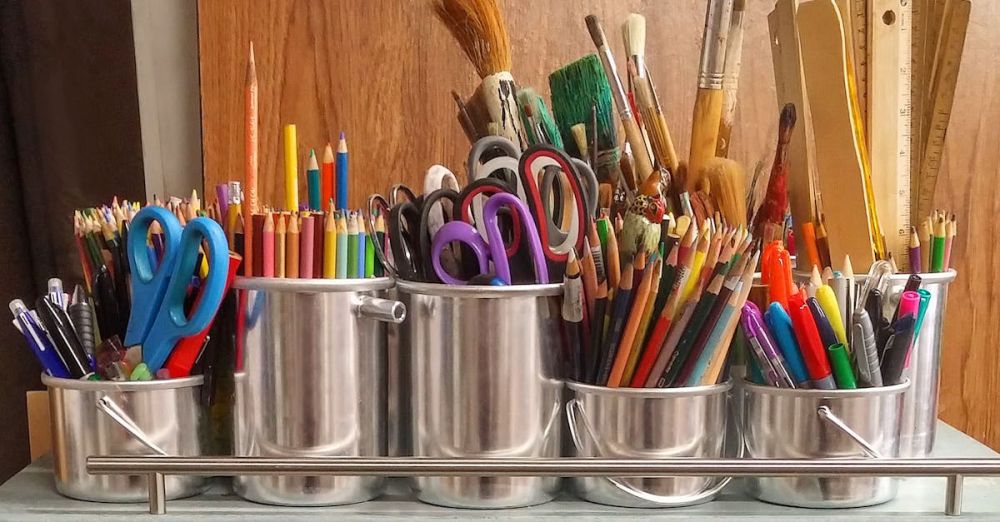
[2,422,998,520]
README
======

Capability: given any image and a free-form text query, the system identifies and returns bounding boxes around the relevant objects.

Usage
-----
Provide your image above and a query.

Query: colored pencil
[284,124,299,211]
[336,213,348,278]
[275,214,286,277]
[347,213,359,278]
[244,42,258,277]
[621,258,663,385]
[262,212,274,277]
[595,264,635,386]
[322,144,335,211]
[357,223,367,279]
[286,214,300,278]
[323,213,337,278]
[336,132,348,210]
[300,214,315,279]
[306,149,321,211]
[608,255,654,387]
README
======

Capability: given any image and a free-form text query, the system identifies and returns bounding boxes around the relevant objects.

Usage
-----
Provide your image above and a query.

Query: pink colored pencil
[300,214,315,278]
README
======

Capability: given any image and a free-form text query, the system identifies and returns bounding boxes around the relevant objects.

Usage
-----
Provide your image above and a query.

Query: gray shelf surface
[1,421,998,520]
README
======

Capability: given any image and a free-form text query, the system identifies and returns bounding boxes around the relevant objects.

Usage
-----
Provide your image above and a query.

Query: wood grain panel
[198,1,1000,449]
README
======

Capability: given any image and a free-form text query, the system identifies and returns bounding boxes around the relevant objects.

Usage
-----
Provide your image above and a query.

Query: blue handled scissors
[124,205,229,373]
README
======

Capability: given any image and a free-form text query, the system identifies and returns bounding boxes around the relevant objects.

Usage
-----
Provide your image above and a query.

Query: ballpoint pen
[742,302,794,388]
[9,299,71,378]
[35,296,91,378]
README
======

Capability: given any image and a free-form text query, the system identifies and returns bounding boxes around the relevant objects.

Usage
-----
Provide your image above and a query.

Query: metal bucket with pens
[743,380,910,508]
[231,277,405,506]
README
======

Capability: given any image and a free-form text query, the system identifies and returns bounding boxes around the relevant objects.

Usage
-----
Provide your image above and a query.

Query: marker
[789,294,835,389]
[764,302,810,387]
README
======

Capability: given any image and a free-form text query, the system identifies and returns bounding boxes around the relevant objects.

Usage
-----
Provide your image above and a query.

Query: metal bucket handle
[566,394,743,506]
[95,395,168,456]
[816,405,883,458]
[354,295,406,323]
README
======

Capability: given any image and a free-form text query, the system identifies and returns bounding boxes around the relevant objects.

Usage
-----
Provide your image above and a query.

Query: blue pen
[764,302,811,387]
[336,132,348,210]
[9,300,71,378]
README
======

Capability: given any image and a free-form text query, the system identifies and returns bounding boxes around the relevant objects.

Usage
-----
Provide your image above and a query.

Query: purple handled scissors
[430,192,548,285]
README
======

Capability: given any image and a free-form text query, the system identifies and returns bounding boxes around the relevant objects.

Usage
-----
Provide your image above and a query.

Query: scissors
[431,192,548,285]
[123,205,229,373]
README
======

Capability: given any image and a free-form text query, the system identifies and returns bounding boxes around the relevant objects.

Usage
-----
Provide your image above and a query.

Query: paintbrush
[623,13,679,175]
[753,103,796,241]
[716,0,746,158]
[700,157,746,227]
[687,0,735,191]
[435,0,525,148]
[585,14,654,182]
[550,54,621,184]
[516,88,563,148]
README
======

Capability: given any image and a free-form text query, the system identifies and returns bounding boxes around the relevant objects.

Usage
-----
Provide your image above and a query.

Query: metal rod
[946,474,964,516]
[89,456,1000,478]
[148,473,166,515]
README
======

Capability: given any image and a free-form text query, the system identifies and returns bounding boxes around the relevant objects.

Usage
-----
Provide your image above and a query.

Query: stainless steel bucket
[43,374,208,502]
[232,277,405,506]
[887,270,955,457]
[566,381,737,508]
[398,281,564,509]
[743,380,909,508]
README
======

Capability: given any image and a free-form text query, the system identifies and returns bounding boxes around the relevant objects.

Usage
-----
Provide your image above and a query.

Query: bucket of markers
[397,281,565,509]
[231,276,405,506]
[42,373,210,502]
[743,380,909,508]
[566,380,737,508]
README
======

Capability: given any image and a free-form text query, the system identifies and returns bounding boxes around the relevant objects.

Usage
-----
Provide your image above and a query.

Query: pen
[741,302,794,388]
[807,297,839,350]
[851,308,882,387]
[9,299,71,378]
[828,343,857,389]
[789,294,835,389]
[48,278,66,311]
[881,315,916,385]
[764,302,811,387]
[35,296,92,378]
[67,285,96,361]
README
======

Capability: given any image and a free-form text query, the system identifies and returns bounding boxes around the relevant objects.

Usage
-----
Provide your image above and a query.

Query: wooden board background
[198,1,1000,449]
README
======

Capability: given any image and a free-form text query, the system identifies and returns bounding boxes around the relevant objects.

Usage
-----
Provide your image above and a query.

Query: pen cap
[896,290,920,320]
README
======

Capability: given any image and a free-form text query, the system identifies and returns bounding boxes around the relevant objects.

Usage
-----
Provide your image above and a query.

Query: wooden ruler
[769,0,819,260]
[797,0,877,267]
[915,0,970,220]
[867,0,912,269]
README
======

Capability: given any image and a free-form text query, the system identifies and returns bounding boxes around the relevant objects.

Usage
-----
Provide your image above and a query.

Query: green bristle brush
[549,54,620,183]
[516,88,564,149]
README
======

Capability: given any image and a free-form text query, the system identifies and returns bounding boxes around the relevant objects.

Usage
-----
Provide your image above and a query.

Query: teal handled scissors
[123,205,229,373]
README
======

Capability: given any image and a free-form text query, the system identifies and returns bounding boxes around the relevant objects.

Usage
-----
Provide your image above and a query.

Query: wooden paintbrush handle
[687,87,724,192]
[621,116,653,182]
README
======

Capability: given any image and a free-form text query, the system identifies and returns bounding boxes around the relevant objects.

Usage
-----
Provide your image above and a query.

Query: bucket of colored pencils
[43,374,209,502]
[566,380,738,508]
[743,380,909,508]
[231,277,404,506]
[397,281,564,509]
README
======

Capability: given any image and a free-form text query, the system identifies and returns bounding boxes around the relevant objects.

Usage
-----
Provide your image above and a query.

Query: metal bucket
[43,374,209,502]
[232,277,405,506]
[743,380,909,508]
[888,270,955,457]
[398,281,564,509]
[566,381,737,508]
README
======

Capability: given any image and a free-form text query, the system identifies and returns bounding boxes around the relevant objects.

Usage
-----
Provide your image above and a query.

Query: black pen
[35,296,91,378]
[880,315,916,385]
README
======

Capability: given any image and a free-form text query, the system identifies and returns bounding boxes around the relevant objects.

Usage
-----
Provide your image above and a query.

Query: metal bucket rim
[396,279,563,298]
[742,378,910,398]
[789,268,956,285]
[41,373,204,391]
[567,379,733,398]
[233,276,395,292]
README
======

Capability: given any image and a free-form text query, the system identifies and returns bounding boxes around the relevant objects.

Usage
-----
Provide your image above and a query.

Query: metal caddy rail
[87,456,1000,516]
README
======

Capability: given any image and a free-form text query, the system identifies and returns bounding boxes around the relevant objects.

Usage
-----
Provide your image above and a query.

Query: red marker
[788,293,835,389]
